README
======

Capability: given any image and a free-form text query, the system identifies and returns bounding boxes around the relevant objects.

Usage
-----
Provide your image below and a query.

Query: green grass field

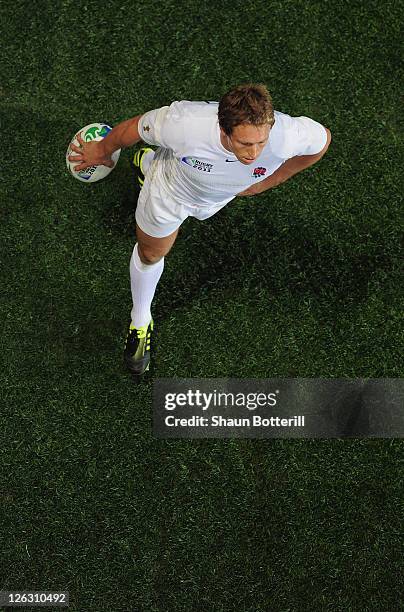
[1,0,402,610]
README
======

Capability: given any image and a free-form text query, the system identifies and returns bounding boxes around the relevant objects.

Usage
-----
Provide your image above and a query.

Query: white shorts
[135,151,229,238]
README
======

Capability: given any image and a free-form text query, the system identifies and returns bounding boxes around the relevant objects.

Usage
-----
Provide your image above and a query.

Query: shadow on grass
[157,204,393,316]
[100,178,395,325]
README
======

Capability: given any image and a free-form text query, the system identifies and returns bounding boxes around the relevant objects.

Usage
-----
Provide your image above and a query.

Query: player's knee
[137,244,164,265]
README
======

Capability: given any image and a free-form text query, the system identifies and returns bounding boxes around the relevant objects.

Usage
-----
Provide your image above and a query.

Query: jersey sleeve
[290,116,328,156]
[138,101,186,150]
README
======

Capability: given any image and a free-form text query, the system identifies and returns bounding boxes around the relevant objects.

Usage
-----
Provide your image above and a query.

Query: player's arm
[239,127,331,196]
[258,127,331,190]
[102,115,143,156]
[68,115,144,172]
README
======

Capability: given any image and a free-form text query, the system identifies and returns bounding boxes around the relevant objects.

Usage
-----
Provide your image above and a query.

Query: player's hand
[67,132,114,172]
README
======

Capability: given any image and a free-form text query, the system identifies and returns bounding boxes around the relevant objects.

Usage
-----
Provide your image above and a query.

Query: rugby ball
[66,123,121,183]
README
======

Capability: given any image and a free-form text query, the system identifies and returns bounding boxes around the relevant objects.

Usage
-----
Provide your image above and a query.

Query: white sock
[130,243,164,328]
[142,150,155,175]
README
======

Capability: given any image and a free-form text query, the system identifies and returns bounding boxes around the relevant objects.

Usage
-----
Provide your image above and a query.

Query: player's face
[222,123,271,164]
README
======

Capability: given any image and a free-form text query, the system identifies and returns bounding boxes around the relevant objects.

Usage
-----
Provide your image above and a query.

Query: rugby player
[68,84,331,377]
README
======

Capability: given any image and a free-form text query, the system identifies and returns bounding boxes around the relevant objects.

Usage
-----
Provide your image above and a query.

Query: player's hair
[218,83,275,135]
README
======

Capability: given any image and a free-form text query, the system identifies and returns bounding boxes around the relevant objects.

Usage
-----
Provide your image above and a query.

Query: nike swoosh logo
[225,159,238,162]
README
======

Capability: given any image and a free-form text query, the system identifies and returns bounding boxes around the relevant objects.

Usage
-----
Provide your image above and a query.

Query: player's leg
[124,224,179,377]
[135,224,178,264]
[125,145,189,377]
[130,224,178,327]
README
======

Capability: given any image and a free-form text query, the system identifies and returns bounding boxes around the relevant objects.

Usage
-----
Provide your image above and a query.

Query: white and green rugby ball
[66,122,121,183]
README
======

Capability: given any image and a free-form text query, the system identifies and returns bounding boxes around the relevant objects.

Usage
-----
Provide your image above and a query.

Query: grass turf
[0,0,403,610]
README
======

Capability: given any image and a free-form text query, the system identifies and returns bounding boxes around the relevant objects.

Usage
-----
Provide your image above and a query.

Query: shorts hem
[135,209,183,238]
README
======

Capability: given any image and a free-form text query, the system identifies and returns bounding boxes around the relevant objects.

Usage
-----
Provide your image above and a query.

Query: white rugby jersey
[137,101,327,208]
